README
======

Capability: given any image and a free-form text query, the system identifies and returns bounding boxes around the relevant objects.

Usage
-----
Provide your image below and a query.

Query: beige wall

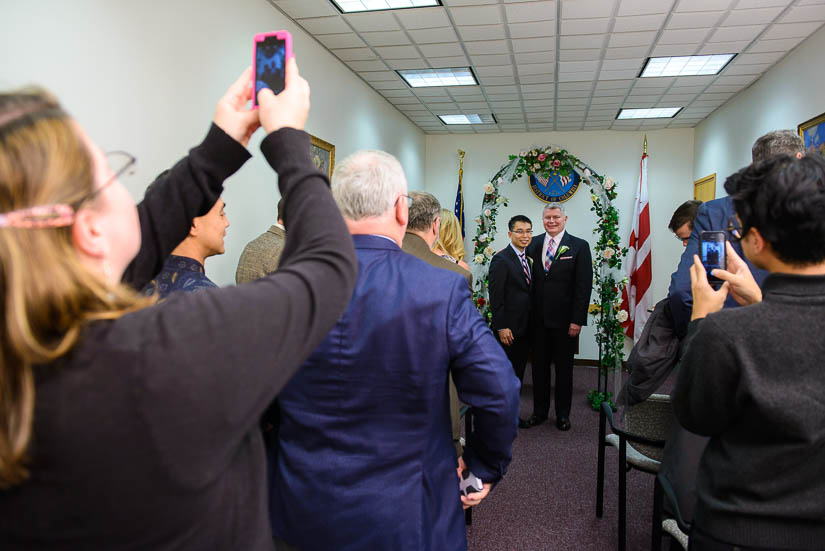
[0,0,427,286]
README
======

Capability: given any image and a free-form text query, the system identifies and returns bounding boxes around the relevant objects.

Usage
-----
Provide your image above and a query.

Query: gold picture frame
[798,112,825,158]
[693,173,716,202]
[309,134,335,179]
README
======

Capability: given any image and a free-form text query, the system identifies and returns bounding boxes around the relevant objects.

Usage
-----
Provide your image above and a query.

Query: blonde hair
[0,89,152,487]
[436,208,466,262]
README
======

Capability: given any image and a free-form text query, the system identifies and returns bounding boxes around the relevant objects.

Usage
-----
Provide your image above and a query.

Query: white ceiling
[268,0,825,133]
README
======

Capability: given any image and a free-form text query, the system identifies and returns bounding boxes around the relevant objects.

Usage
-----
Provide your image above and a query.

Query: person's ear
[71,208,106,259]
[395,197,408,228]
[748,227,767,254]
[188,218,201,238]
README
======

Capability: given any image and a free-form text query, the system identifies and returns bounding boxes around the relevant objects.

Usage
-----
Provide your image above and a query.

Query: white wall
[694,23,825,194]
[0,0,426,286]
[424,129,695,360]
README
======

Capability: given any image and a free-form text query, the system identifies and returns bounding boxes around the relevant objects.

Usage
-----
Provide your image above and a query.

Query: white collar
[510,243,527,257]
[544,230,565,248]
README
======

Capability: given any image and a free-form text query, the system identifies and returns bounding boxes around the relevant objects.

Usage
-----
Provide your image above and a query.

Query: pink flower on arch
[552,159,561,168]
[538,153,547,162]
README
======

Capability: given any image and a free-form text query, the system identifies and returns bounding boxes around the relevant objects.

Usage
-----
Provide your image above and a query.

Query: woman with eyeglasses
[0,59,357,549]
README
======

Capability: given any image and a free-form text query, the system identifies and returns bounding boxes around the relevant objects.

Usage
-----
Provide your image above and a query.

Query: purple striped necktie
[544,238,557,272]
[519,252,531,286]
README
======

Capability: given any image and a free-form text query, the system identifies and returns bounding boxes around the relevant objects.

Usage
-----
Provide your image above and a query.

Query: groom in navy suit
[269,150,520,551]
[524,203,592,431]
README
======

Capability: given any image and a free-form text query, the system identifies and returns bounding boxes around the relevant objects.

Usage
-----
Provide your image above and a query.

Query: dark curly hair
[724,154,825,265]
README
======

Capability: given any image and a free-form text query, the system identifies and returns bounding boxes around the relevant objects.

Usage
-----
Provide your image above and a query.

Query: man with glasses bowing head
[523,203,593,430]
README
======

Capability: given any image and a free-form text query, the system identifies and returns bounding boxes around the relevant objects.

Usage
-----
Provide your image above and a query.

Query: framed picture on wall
[694,173,716,202]
[309,134,335,179]
[798,112,825,158]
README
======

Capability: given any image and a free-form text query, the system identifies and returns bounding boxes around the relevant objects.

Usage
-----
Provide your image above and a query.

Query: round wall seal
[529,170,581,203]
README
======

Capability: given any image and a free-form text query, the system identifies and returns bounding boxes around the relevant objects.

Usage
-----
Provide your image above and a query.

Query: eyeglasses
[395,194,413,206]
[511,229,533,235]
[73,151,136,208]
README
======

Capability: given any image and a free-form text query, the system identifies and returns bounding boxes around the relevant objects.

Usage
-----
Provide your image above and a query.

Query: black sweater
[0,126,358,550]
[672,273,825,550]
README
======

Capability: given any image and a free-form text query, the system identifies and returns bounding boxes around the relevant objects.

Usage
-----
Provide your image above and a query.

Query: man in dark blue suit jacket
[269,150,520,551]
[668,129,803,337]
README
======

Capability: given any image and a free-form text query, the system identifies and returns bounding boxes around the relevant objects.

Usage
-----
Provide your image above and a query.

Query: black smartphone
[253,31,292,107]
[700,231,726,285]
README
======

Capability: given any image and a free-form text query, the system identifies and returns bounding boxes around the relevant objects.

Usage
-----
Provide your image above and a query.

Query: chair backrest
[625,394,673,461]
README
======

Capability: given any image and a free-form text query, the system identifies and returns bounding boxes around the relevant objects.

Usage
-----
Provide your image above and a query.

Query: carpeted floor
[466,366,663,551]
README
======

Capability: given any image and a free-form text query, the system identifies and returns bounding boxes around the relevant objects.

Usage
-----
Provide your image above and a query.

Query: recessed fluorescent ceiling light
[438,114,496,125]
[331,0,441,13]
[640,54,736,77]
[398,68,478,87]
[617,108,682,119]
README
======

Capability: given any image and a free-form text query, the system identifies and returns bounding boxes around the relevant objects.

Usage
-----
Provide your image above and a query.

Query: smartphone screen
[700,231,726,281]
[255,35,286,97]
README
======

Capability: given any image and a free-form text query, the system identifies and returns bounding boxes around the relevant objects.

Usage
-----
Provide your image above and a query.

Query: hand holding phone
[699,231,726,288]
[257,57,310,134]
[253,31,293,107]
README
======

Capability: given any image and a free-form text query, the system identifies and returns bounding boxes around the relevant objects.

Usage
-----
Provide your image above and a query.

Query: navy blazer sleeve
[447,280,520,483]
[668,202,711,338]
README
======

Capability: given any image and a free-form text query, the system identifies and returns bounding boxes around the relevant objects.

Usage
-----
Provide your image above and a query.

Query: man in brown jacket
[236,198,286,284]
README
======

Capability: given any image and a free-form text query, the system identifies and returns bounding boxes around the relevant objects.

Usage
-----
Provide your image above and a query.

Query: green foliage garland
[470,146,629,389]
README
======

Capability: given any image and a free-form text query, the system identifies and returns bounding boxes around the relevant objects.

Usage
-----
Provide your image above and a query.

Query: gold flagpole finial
[458,149,465,159]
[643,135,648,155]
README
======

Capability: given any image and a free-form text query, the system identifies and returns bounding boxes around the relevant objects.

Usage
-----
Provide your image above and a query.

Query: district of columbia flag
[620,147,652,341]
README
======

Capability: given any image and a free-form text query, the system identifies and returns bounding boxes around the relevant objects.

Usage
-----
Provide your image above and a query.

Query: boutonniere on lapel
[557,245,570,256]
[527,256,534,267]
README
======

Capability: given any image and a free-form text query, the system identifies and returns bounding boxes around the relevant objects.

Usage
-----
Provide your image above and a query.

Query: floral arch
[469,147,629,380]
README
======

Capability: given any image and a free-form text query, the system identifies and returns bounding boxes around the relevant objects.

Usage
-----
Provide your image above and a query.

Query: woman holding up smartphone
[0,59,357,550]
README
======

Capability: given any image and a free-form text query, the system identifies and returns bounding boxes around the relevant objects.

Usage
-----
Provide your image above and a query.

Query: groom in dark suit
[524,203,592,430]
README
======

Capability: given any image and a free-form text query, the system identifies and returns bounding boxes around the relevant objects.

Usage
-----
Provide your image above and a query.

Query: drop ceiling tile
[559,60,600,72]
[360,70,399,82]
[669,85,708,93]
[714,74,759,85]
[496,112,526,120]
[557,88,590,98]
[472,54,513,66]
[659,28,713,44]
[523,91,556,99]
[476,65,516,77]
[635,76,675,87]
[316,33,367,49]
[514,51,555,64]
[517,62,556,75]
[626,93,662,102]
[675,0,736,12]
[726,6,786,26]
[736,51,785,64]
[697,41,751,54]
[584,122,612,129]
[590,108,622,116]
[762,21,824,39]
[622,99,660,108]
[385,58,429,69]
[381,89,415,98]
[617,0,669,16]
[297,16,350,35]
[430,55,471,65]
[559,81,595,90]
[449,5,503,25]
[780,5,825,23]
[509,21,557,38]
[485,84,520,94]
[691,100,725,108]
[393,6,450,28]
[462,40,508,55]
[560,33,605,48]
[409,27,459,43]
[562,18,611,35]
[604,45,650,59]
[458,24,508,41]
[345,12,402,32]
[486,93,520,101]
[559,48,603,61]
[496,107,529,113]
[599,68,640,80]
[746,36,806,52]
[591,95,623,104]
[525,99,556,107]
[666,11,726,29]
[511,37,557,52]
[557,97,589,105]
[707,24,766,42]
[416,42,462,57]
[601,58,644,71]
[458,101,492,110]
[660,93,699,102]
[681,107,716,116]
[735,0,793,7]
[271,0,338,18]
[700,92,735,101]
[705,84,744,93]
[500,124,528,130]
[375,45,420,58]
[596,78,634,88]
[613,14,667,32]
[390,98,424,106]
[558,71,597,82]
[490,100,523,108]
[505,1,557,23]
[372,80,408,90]
[723,62,772,75]
[480,76,517,85]
[333,47,378,61]
[651,44,701,56]
[562,0,617,18]
[519,74,556,83]
[346,59,389,71]
[360,31,411,46]
[521,83,555,93]
[608,31,658,47]
[448,88,485,98]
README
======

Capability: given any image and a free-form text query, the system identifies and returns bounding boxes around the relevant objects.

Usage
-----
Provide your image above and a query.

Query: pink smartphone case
[252,30,293,108]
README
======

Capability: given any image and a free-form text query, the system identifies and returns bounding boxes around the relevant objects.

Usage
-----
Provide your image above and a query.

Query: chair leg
[464,409,473,525]
[618,437,627,551]
[651,476,664,551]
[596,404,606,518]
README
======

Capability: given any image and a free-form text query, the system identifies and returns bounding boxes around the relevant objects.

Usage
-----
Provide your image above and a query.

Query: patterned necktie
[544,238,557,272]
[519,252,531,286]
